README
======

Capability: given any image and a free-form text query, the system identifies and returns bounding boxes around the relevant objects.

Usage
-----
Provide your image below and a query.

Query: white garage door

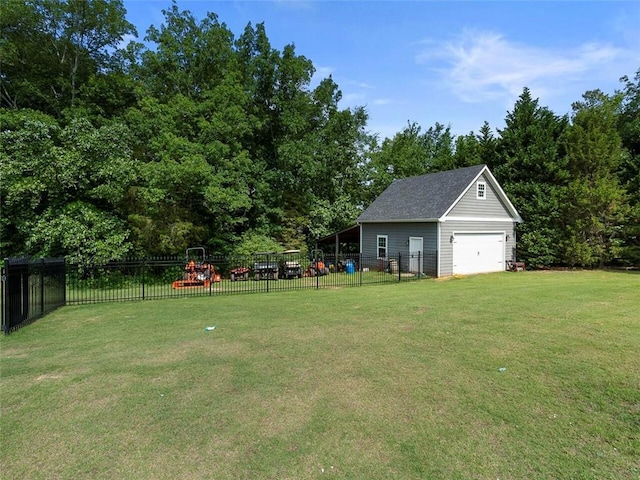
[452,233,505,275]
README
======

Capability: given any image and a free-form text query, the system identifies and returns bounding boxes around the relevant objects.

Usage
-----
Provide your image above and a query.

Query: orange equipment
[172,247,221,289]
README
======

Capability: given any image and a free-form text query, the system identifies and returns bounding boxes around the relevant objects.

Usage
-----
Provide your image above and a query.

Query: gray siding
[439,220,516,277]
[361,222,438,274]
[447,173,511,219]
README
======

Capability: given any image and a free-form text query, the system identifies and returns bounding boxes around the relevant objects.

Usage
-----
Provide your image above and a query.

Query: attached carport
[316,225,361,257]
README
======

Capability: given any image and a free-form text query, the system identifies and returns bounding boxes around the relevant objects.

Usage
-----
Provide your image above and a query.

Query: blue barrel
[345,260,355,274]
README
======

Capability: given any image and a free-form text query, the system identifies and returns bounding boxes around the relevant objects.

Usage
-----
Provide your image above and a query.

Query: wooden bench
[506,261,525,272]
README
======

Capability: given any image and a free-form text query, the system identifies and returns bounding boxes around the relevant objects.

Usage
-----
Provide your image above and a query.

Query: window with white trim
[377,235,388,259]
[476,181,486,199]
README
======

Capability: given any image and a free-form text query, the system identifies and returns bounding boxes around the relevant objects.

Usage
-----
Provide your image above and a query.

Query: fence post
[208,255,212,296]
[40,258,45,316]
[141,259,146,300]
[359,254,363,286]
[1,261,6,334]
[398,253,401,282]
[21,260,28,323]
[63,259,67,306]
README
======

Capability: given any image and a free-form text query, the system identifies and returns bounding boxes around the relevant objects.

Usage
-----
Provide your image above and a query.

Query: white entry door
[452,233,504,275]
[409,237,423,273]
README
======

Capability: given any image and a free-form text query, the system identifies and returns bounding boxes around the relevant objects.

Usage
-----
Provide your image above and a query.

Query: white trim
[358,218,439,224]
[452,230,507,235]
[436,222,441,278]
[480,168,523,222]
[476,181,486,200]
[376,234,388,260]
[441,166,487,219]
[441,216,518,222]
[441,165,523,223]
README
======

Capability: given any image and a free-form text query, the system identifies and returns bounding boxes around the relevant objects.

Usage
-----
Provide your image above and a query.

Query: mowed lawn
[1,271,639,479]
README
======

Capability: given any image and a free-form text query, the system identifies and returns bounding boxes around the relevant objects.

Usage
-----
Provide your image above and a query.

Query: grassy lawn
[1,270,639,479]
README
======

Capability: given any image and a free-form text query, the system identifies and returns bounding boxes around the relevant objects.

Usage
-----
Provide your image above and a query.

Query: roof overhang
[317,224,361,244]
[357,218,439,224]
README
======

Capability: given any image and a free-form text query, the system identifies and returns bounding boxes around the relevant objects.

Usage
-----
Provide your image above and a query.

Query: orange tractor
[172,247,221,289]
[305,249,329,277]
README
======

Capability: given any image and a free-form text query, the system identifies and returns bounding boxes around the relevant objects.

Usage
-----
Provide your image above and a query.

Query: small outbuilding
[357,164,523,277]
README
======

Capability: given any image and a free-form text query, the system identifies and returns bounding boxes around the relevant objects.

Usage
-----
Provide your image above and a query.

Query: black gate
[1,257,66,334]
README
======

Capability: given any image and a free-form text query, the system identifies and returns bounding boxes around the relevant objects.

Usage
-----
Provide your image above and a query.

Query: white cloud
[611,6,640,49]
[416,29,631,106]
[313,65,334,78]
[372,98,391,105]
[341,92,366,105]
[117,33,138,49]
[273,0,314,11]
[367,121,406,142]
[310,65,335,87]
[349,81,375,90]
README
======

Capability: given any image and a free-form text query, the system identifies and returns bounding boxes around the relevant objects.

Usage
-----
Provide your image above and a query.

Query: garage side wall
[439,220,516,277]
[360,222,438,272]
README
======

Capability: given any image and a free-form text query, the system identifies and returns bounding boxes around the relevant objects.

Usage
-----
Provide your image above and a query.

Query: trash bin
[389,259,398,274]
[345,259,355,274]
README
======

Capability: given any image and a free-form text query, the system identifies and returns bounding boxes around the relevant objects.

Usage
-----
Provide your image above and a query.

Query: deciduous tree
[0,0,135,116]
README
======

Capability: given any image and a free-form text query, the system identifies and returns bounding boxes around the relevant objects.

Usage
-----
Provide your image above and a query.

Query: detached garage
[357,164,523,277]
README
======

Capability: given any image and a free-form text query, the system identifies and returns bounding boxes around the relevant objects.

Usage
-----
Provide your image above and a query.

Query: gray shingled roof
[357,164,487,222]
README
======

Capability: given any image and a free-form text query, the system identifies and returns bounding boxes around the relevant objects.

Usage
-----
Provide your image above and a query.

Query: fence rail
[65,252,437,305]
[1,257,66,334]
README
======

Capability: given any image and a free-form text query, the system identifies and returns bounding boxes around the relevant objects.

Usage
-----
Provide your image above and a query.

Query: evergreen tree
[617,69,640,265]
[495,88,569,268]
[561,90,629,267]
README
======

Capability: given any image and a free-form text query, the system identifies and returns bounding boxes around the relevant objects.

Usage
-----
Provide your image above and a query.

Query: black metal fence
[2,251,436,333]
[1,257,66,334]
[65,251,437,305]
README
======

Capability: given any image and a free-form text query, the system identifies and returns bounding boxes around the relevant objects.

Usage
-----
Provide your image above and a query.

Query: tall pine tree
[495,88,569,268]
[561,90,628,267]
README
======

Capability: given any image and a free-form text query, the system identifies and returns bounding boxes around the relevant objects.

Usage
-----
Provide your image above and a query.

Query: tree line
[1,0,638,268]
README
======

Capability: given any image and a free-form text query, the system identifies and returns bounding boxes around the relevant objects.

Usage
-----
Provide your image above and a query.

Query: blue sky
[122,1,640,140]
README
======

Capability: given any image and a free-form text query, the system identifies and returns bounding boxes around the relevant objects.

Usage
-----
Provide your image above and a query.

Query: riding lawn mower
[172,247,221,289]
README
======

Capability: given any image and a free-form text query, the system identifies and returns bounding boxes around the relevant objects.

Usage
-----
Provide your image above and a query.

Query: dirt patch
[36,373,64,381]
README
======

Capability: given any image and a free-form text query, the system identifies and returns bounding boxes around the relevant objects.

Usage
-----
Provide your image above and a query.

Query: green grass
[2,270,639,479]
